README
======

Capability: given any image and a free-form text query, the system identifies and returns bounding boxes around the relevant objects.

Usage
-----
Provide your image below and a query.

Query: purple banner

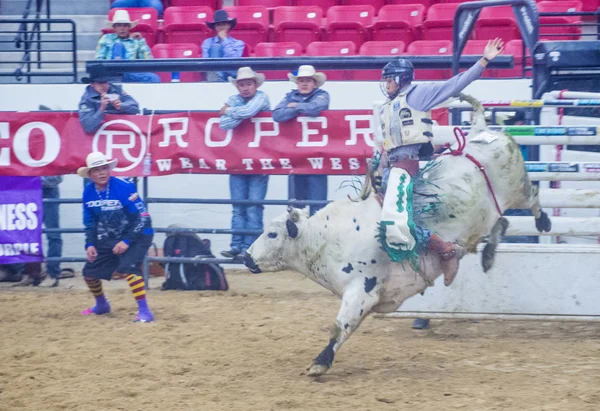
[0,177,44,264]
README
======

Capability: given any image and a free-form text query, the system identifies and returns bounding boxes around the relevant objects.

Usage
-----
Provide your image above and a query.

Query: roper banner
[0,110,447,176]
[0,176,44,264]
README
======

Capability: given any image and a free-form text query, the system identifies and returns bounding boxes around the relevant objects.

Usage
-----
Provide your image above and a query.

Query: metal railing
[0,0,77,83]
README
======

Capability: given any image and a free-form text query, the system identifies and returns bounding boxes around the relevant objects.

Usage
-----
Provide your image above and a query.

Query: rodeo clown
[78,152,155,322]
[374,38,504,285]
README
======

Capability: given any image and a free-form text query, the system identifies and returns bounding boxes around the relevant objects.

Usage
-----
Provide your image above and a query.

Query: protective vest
[380,86,433,151]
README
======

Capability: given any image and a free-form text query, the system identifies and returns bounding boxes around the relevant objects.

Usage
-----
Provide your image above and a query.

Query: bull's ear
[287,207,301,222]
[286,219,299,238]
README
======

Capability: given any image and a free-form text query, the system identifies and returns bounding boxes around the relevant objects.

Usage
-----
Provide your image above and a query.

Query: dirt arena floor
[1,269,600,411]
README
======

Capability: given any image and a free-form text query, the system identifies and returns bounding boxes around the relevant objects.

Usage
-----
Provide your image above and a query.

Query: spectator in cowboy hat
[202,9,245,82]
[110,0,164,18]
[78,73,140,134]
[219,67,271,259]
[79,152,155,322]
[273,65,331,216]
[95,10,160,83]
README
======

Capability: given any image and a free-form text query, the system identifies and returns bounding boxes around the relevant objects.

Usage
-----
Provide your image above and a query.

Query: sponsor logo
[399,108,412,119]
[526,163,548,172]
[566,127,596,136]
[583,163,600,173]
[93,119,148,172]
[510,100,544,107]
[402,119,414,127]
[534,127,566,136]
[128,193,139,202]
[548,163,579,172]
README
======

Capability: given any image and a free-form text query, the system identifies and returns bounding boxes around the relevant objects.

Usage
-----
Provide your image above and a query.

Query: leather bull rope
[442,127,503,216]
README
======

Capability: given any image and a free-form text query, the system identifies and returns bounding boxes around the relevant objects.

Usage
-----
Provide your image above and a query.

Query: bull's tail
[458,93,487,134]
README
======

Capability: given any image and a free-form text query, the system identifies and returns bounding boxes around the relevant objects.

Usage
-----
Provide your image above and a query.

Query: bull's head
[244,206,308,274]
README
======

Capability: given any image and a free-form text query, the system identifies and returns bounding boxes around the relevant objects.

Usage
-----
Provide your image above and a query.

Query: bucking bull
[243,94,552,377]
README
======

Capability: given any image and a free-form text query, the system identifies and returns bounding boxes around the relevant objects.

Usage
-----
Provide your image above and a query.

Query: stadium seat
[151,43,202,83]
[305,41,356,80]
[223,6,269,52]
[236,0,291,7]
[167,0,218,7]
[436,0,476,3]
[293,0,337,13]
[420,3,462,41]
[474,5,521,41]
[273,6,324,51]
[254,42,303,80]
[386,0,435,9]
[163,6,213,47]
[104,8,158,47]
[356,40,406,80]
[494,39,530,78]
[325,5,375,48]
[538,1,583,40]
[339,0,386,12]
[371,4,425,45]
[406,40,452,80]
[460,40,494,77]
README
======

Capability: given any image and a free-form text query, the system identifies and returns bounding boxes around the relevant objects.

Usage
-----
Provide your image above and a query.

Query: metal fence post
[142,176,150,287]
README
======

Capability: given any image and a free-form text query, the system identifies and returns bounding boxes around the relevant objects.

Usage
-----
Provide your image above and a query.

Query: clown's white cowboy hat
[77,152,118,178]
[228,66,265,87]
[107,10,138,28]
[288,65,326,88]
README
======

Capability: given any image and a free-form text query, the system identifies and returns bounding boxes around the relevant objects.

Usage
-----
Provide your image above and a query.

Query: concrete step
[0,50,94,64]
[0,15,107,34]
[0,67,84,84]
[0,0,108,15]
[0,32,100,52]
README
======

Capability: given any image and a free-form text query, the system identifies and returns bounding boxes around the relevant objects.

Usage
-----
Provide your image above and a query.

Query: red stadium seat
[325,5,375,48]
[223,6,269,52]
[305,41,356,80]
[406,40,452,80]
[436,0,476,3]
[236,0,291,7]
[356,40,406,80]
[163,6,213,47]
[293,0,337,13]
[339,0,386,12]
[167,0,218,7]
[460,40,494,77]
[420,3,462,41]
[273,6,323,51]
[387,0,435,8]
[538,1,583,40]
[254,42,303,80]
[151,43,202,83]
[474,5,521,41]
[371,4,425,45]
[104,8,158,47]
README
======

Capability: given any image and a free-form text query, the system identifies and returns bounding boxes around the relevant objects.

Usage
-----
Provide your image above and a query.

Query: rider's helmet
[380,58,414,99]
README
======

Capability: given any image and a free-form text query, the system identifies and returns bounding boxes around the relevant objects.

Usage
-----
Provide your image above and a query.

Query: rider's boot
[428,234,463,287]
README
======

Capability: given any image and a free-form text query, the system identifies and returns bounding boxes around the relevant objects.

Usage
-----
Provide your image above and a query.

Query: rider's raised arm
[406,38,504,112]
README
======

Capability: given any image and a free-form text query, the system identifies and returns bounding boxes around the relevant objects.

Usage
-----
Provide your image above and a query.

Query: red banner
[0,110,447,176]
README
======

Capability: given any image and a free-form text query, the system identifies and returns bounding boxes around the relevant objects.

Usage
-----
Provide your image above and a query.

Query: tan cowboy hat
[77,152,118,178]
[288,65,326,88]
[107,10,138,28]
[228,66,265,87]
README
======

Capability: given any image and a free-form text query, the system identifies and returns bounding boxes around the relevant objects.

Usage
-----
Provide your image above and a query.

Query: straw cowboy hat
[228,66,265,87]
[206,9,237,30]
[288,65,326,88]
[107,10,138,28]
[77,152,118,178]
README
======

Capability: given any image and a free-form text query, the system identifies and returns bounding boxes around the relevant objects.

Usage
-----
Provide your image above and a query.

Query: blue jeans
[43,187,63,279]
[110,0,164,17]
[288,175,328,216]
[230,175,269,250]
[111,42,160,83]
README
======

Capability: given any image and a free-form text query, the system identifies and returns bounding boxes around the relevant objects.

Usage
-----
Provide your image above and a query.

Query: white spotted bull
[243,95,551,377]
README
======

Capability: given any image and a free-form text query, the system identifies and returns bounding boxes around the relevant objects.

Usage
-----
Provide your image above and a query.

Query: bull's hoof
[307,363,330,377]
[481,243,497,273]
[536,211,552,233]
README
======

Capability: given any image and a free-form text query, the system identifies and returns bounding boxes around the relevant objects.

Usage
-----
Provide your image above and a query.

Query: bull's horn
[286,219,299,238]
[288,207,301,222]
